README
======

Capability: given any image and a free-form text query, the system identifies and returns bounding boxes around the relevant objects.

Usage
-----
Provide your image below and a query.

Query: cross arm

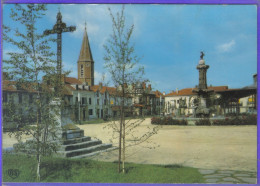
[62,26,76,33]
[44,29,58,35]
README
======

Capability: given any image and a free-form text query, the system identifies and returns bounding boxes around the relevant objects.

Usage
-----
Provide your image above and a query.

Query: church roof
[78,25,93,62]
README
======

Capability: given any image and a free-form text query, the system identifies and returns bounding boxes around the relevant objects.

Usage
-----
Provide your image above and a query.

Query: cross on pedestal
[44,10,76,94]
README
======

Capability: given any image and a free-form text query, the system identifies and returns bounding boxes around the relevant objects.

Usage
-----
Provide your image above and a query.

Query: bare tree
[103,6,160,173]
[99,72,110,86]
[3,4,61,181]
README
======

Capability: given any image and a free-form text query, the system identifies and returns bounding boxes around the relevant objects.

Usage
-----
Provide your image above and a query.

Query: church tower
[78,23,94,86]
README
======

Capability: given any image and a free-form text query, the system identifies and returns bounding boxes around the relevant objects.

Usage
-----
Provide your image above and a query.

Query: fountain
[192,52,214,117]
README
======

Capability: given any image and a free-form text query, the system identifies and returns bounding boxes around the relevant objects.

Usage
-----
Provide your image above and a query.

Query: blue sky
[3,4,257,93]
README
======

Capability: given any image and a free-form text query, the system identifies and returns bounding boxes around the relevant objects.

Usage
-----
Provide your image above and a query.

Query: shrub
[151,117,161,124]
[151,117,188,125]
[212,115,257,126]
[195,119,211,126]
[242,114,257,125]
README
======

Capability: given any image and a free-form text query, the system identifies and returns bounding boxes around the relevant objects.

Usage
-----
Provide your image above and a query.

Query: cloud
[2,48,23,59]
[217,39,236,53]
[47,4,145,49]
[63,61,77,77]
[94,71,112,86]
[94,71,102,83]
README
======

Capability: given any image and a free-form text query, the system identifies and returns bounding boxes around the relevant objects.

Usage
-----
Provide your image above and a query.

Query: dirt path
[77,118,257,172]
[2,118,256,171]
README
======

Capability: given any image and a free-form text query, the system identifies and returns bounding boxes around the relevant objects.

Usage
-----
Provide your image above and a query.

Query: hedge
[151,117,188,125]
[195,115,257,126]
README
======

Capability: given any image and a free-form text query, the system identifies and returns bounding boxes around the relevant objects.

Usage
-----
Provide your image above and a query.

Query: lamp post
[78,92,80,123]
[160,95,162,117]
[150,99,152,116]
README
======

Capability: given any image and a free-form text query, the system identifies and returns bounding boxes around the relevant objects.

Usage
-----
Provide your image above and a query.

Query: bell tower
[78,23,94,86]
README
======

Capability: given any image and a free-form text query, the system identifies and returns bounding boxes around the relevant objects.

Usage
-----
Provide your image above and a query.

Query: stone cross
[44,10,76,86]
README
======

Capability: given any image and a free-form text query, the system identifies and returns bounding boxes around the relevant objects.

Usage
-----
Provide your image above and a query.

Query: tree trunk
[36,154,41,181]
[122,110,125,173]
[118,104,123,173]
[122,87,126,173]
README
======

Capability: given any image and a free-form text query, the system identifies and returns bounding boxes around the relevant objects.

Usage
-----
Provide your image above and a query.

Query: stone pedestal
[50,98,84,140]
[13,97,115,158]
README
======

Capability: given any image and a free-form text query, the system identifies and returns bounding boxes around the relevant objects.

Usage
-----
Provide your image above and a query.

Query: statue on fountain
[192,51,214,117]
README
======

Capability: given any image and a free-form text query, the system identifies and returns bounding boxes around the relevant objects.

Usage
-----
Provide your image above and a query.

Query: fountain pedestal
[192,52,214,117]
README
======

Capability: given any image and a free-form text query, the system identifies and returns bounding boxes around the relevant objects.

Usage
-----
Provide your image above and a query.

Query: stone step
[70,146,118,159]
[58,143,113,158]
[62,129,84,140]
[59,139,102,151]
[61,136,91,145]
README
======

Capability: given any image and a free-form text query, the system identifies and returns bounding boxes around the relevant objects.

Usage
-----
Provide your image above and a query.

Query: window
[3,92,7,102]
[97,91,99,97]
[104,99,107,105]
[81,64,84,77]
[89,98,91,105]
[76,97,78,103]
[18,93,22,104]
[76,85,79,90]
[29,94,33,104]
[68,96,71,104]
[89,109,93,115]
[97,99,99,105]
[82,97,86,105]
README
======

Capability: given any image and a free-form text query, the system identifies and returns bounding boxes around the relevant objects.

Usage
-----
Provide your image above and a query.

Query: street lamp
[160,95,162,117]
[150,99,152,116]
[78,92,80,123]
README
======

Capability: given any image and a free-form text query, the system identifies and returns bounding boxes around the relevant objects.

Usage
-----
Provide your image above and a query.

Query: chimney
[148,84,151,91]
[131,83,135,91]
[142,82,146,89]
[176,88,178,94]
[253,74,257,86]
[3,72,8,80]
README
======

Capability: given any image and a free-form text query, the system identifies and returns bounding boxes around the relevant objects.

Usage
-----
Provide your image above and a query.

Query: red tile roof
[90,85,118,95]
[64,77,83,85]
[3,80,73,96]
[154,90,164,98]
[165,86,229,97]
[2,80,38,93]
[208,86,228,91]
[2,80,17,91]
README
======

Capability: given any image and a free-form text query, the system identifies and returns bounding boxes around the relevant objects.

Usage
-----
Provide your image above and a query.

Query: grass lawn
[3,154,205,183]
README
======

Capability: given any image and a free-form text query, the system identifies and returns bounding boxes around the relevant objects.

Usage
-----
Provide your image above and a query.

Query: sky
[3,4,257,93]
